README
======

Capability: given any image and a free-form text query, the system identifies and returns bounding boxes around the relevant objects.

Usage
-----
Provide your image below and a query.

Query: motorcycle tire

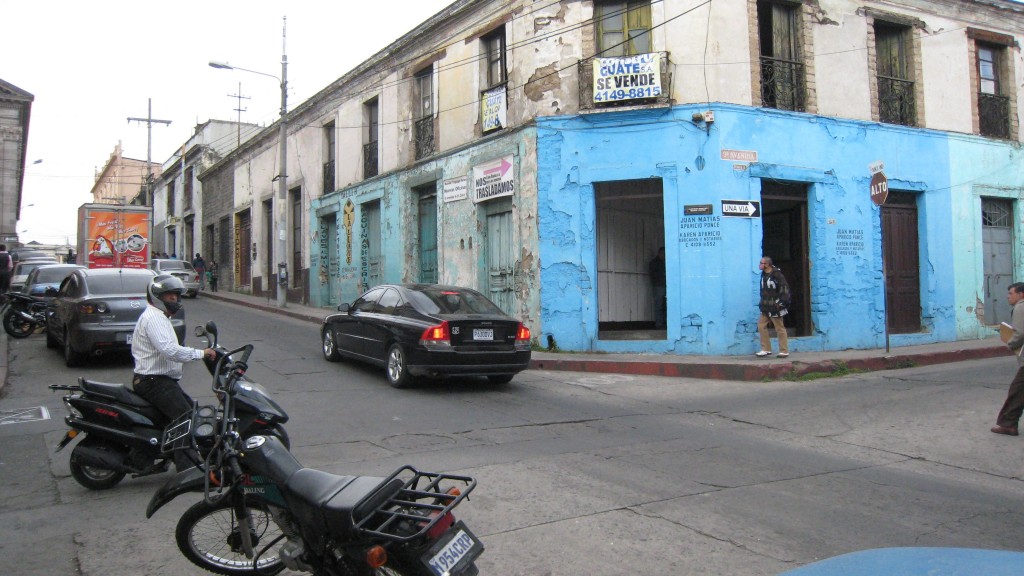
[69,437,127,490]
[176,498,286,576]
[3,310,35,339]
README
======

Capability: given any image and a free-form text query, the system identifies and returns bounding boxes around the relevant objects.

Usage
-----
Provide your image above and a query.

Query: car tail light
[79,302,108,314]
[420,321,452,350]
[515,323,531,351]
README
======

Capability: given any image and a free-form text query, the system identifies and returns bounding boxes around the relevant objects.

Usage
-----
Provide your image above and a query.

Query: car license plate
[422,522,483,576]
[124,333,132,345]
[472,328,493,341]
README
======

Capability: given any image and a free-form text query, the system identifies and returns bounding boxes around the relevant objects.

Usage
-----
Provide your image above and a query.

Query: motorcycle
[3,291,47,338]
[147,322,484,576]
[48,325,290,491]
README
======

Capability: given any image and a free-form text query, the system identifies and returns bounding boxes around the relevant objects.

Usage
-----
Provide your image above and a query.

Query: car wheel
[63,328,85,367]
[322,328,342,362]
[386,343,413,388]
[487,374,515,384]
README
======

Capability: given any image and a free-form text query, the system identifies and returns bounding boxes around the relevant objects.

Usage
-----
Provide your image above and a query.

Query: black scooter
[3,291,46,338]
[49,331,290,490]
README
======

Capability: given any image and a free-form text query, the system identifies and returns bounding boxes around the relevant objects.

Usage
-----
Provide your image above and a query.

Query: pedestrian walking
[993,282,1024,436]
[755,256,790,358]
[0,244,11,293]
[192,253,206,291]
[649,247,666,329]
[208,260,219,292]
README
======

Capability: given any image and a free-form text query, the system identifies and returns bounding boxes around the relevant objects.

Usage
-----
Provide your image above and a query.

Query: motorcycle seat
[79,378,151,408]
[286,469,402,535]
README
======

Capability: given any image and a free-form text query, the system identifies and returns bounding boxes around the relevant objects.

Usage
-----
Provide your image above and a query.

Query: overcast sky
[4,0,454,246]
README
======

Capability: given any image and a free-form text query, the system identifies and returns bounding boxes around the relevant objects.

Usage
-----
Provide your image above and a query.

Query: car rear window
[14,262,48,276]
[158,260,189,271]
[85,274,152,295]
[408,288,505,315]
[35,267,79,283]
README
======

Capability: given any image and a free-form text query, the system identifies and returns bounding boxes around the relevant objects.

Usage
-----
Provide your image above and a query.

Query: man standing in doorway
[756,256,790,358]
[192,253,206,291]
[649,247,666,329]
[992,282,1024,436]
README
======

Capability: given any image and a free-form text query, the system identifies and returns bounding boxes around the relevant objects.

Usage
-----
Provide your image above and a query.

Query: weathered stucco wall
[537,103,1021,355]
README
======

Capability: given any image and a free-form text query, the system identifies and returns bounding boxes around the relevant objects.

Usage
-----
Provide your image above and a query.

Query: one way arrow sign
[721,200,761,218]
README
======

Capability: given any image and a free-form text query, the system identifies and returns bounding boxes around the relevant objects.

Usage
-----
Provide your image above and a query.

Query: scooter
[148,322,483,576]
[49,329,290,490]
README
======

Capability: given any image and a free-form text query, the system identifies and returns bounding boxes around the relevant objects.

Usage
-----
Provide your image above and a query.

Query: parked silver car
[9,257,59,293]
[150,259,200,297]
[45,267,185,367]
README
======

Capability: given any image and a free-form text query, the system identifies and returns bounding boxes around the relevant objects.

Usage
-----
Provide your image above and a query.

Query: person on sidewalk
[649,246,666,329]
[208,260,219,292]
[131,275,216,470]
[192,253,206,291]
[755,256,791,358]
[0,244,11,293]
[993,282,1024,436]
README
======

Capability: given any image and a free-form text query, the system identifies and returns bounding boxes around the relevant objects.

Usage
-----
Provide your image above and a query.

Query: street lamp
[209,17,289,308]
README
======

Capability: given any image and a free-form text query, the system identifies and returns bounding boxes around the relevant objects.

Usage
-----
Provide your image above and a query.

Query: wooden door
[882,192,921,333]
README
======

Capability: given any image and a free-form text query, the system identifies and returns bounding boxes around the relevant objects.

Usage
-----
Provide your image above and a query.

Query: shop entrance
[760,181,812,337]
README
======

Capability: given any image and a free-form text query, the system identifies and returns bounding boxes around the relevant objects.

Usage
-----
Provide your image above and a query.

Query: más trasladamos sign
[592,53,661,103]
[473,155,515,203]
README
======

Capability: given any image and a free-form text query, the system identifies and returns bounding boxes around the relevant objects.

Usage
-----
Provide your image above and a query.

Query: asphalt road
[1,297,1023,575]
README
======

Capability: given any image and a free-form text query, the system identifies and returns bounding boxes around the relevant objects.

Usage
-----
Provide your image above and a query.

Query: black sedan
[21,263,85,300]
[46,267,185,367]
[321,284,532,387]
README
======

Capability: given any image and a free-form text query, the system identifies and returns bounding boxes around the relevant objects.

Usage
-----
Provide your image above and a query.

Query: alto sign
[870,171,889,206]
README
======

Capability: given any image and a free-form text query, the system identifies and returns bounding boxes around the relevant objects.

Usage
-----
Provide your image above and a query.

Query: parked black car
[321,284,532,387]
[46,268,185,366]
[21,263,85,300]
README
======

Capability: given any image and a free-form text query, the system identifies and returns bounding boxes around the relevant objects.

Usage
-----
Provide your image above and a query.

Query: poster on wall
[481,86,507,132]
[443,176,468,203]
[592,53,662,103]
[473,155,515,203]
[87,211,149,269]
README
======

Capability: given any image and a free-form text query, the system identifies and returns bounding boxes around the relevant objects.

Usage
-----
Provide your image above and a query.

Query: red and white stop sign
[870,172,889,206]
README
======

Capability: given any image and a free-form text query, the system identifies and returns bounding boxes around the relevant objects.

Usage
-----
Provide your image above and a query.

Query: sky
[3,0,455,246]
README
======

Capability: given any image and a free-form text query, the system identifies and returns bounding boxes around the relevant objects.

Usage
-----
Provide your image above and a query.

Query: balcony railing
[415,117,435,160]
[878,76,916,126]
[363,142,378,179]
[322,160,335,193]
[760,56,806,112]
[979,92,1011,139]
[578,52,672,111]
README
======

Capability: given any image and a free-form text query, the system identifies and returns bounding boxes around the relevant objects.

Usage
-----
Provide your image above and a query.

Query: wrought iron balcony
[979,92,1011,139]
[578,52,672,111]
[322,160,335,193]
[362,142,378,179]
[415,117,435,160]
[760,56,806,112]
[877,76,916,126]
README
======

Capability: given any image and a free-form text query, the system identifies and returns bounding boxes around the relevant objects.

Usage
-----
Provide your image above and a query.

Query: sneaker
[755,350,771,357]
[777,352,789,358]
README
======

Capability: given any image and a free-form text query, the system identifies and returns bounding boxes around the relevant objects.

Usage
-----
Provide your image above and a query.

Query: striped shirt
[132,305,203,380]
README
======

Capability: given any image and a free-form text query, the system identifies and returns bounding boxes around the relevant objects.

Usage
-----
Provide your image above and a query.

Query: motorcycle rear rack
[48,383,82,392]
[353,465,477,543]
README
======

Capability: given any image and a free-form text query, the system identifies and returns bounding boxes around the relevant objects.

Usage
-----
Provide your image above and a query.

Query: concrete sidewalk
[192,289,1012,382]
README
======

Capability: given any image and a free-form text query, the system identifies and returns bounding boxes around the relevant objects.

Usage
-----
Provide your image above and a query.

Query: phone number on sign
[594,86,662,102]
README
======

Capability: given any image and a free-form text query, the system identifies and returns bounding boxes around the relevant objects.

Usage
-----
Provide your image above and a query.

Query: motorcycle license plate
[472,328,493,341]
[422,521,483,576]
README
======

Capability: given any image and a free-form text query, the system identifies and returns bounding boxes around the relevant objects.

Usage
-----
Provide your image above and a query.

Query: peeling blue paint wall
[537,104,1023,355]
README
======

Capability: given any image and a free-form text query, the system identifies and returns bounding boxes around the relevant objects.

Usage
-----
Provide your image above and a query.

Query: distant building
[0,78,33,247]
[91,142,160,205]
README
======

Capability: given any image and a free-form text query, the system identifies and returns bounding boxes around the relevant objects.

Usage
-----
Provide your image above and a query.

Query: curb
[199,291,323,325]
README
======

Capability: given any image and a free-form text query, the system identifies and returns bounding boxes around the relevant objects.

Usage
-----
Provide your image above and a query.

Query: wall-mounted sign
[721,149,758,162]
[473,155,515,203]
[481,86,507,132]
[592,53,662,103]
[721,200,761,218]
[870,172,889,206]
[443,176,468,203]
[684,204,713,216]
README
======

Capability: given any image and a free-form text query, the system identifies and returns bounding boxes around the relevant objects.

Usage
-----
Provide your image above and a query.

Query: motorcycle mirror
[205,321,218,339]
[193,325,207,337]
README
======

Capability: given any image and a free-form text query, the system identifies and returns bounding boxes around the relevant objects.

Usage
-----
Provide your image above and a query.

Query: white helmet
[148,274,186,314]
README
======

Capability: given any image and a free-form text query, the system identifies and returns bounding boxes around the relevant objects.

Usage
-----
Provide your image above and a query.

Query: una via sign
[721,200,760,218]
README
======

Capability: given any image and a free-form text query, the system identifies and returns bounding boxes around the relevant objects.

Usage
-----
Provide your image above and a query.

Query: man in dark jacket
[993,282,1024,436]
[0,245,10,292]
[756,256,790,358]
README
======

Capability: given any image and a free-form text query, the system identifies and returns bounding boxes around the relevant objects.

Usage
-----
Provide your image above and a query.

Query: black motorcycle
[49,326,290,490]
[147,322,483,576]
[3,291,46,338]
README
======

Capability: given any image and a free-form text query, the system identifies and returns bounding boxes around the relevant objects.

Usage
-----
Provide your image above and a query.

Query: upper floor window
[414,66,435,159]
[481,27,508,133]
[595,1,651,57]
[875,22,915,126]
[183,167,194,211]
[969,28,1016,139]
[364,99,379,178]
[323,121,336,192]
[483,27,507,88]
[166,181,176,215]
[757,0,805,111]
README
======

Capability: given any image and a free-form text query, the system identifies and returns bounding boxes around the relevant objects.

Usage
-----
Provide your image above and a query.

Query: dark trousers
[997,364,1024,428]
[133,374,195,470]
[0,271,9,292]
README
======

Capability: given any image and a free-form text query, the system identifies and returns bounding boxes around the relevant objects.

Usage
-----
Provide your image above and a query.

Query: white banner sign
[481,86,507,132]
[443,177,468,203]
[473,155,515,203]
[592,54,662,103]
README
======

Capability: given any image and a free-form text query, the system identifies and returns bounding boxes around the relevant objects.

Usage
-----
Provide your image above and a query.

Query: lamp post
[210,17,289,307]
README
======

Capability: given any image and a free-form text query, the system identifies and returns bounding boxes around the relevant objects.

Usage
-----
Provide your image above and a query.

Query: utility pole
[127,98,171,206]
[228,82,250,148]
